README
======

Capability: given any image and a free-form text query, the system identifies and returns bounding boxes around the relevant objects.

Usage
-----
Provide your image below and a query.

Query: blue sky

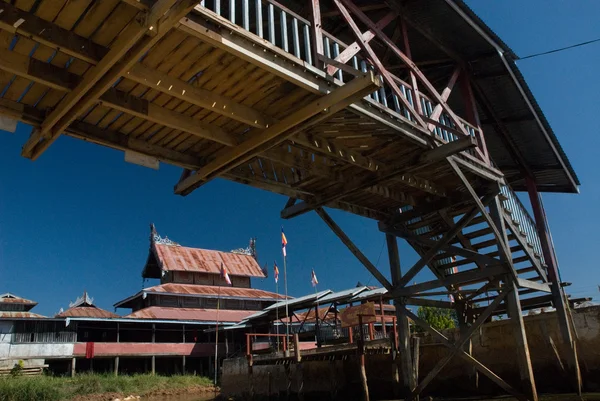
[1,1,599,316]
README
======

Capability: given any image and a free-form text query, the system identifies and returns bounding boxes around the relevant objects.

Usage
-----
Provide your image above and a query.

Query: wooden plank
[391,265,506,297]
[316,208,392,290]
[174,72,380,195]
[0,2,108,64]
[126,63,271,128]
[516,278,551,293]
[24,0,199,160]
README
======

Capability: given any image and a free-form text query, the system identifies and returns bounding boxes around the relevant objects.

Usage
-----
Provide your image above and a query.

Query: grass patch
[0,373,213,401]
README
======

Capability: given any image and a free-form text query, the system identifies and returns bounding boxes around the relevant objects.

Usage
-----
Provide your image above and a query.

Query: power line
[519,37,600,61]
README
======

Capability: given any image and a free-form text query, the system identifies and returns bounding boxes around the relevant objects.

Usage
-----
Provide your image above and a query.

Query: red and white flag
[311,269,319,287]
[221,262,232,286]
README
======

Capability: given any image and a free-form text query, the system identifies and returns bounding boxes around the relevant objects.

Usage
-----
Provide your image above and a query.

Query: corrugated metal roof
[56,306,119,319]
[0,311,45,318]
[265,290,332,311]
[146,283,286,300]
[393,0,579,192]
[125,306,254,323]
[152,243,266,278]
[315,287,368,305]
[0,293,37,305]
[350,287,388,303]
[114,283,288,308]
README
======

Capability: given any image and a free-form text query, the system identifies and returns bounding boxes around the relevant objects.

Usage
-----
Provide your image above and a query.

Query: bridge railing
[500,184,545,264]
[196,0,489,166]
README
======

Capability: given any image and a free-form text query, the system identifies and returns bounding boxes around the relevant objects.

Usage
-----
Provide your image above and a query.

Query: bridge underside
[0,1,582,400]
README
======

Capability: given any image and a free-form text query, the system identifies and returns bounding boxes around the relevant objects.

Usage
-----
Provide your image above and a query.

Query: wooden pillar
[455,301,477,389]
[525,177,581,394]
[308,0,324,68]
[152,323,156,375]
[358,315,370,401]
[71,358,76,377]
[386,233,416,398]
[114,323,120,376]
[182,323,186,374]
[490,199,538,401]
[460,70,488,161]
[380,296,386,336]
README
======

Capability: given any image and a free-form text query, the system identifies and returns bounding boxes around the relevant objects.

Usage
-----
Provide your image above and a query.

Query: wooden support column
[71,358,76,377]
[358,315,370,401]
[525,177,581,394]
[460,70,488,162]
[489,200,538,401]
[152,323,156,375]
[455,301,477,389]
[308,0,324,67]
[386,233,415,398]
[114,323,120,376]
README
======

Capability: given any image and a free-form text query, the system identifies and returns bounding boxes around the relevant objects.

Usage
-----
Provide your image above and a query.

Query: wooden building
[0,0,581,399]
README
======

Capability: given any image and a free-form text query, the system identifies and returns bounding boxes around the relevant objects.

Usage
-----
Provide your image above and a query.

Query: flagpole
[275,263,280,351]
[283,253,289,354]
[314,279,319,346]
[214,281,221,389]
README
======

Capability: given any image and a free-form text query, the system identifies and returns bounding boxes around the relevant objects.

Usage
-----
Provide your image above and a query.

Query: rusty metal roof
[147,283,285,299]
[145,243,266,279]
[0,293,37,306]
[114,283,287,308]
[125,306,254,323]
[0,311,45,319]
[56,306,119,319]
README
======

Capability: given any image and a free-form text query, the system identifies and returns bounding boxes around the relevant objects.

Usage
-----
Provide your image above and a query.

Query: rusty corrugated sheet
[146,283,286,300]
[0,293,37,305]
[154,244,266,278]
[125,306,254,322]
[0,311,46,318]
[56,306,119,319]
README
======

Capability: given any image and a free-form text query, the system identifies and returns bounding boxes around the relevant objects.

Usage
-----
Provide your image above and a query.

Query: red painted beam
[73,342,223,357]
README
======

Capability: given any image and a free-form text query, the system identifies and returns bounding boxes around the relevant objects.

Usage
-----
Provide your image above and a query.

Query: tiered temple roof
[56,291,118,319]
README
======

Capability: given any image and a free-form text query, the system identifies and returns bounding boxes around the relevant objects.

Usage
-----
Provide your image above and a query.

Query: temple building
[114,225,285,322]
[0,293,44,319]
[0,225,286,377]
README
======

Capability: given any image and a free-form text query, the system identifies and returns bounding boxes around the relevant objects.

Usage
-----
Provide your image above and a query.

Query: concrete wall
[221,305,600,399]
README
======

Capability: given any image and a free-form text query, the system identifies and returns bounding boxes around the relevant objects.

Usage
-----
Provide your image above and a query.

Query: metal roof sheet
[153,243,266,278]
[125,306,255,323]
[315,286,368,305]
[56,306,119,319]
[265,290,332,311]
[0,311,45,318]
[350,287,389,302]
[145,283,286,300]
[0,293,37,305]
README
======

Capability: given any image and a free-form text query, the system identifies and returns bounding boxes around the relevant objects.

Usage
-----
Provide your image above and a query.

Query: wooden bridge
[0,1,581,400]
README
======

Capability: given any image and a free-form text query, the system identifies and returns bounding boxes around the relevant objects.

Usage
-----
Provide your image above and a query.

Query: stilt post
[386,233,416,398]
[489,199,538,401]
[525,176,581,394]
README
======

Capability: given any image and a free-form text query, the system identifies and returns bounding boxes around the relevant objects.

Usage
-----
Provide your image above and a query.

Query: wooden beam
[449,160,516,280]
[331,0,428,129]
[516,278,551,293]
[0,52,236,146]
[126,63,272,128]
[404,293,526,400]
[326,12,397,76]
[340,0,472,139]
[23,0,198,160]
[0,2,108,64]
[316,208,392,290]
[174,72,380,195]
[379,221,502,267]
[390,265,506,298]
[99,88,236,146]
[280,140,474,219]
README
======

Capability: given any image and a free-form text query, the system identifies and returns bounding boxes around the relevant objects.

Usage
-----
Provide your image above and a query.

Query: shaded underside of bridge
[0,1,582,401]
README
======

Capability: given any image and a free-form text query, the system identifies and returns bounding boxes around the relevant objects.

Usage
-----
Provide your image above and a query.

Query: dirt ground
[69,385,218,401]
